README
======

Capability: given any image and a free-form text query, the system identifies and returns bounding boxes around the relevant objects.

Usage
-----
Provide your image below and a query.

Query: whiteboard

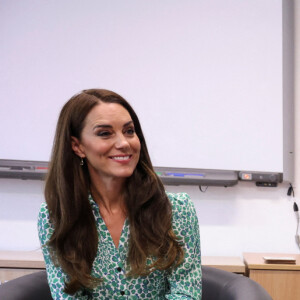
[0,0,283,173]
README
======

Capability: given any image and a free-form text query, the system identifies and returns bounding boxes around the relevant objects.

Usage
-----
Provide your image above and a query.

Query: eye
[96,131,111,137]
[125,127,135,135]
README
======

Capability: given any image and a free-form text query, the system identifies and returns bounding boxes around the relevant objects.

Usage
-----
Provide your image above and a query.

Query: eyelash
[97,131,111,137]
[96,127,135,137]
[126,127,135,135]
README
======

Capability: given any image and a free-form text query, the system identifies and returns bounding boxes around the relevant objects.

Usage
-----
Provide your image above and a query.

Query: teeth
[112,156,130,160]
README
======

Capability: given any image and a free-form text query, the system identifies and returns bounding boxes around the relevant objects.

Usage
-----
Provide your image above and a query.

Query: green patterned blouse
[38,192,202,299]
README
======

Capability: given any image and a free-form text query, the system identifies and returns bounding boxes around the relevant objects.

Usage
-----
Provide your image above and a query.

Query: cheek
[83,140,112,156]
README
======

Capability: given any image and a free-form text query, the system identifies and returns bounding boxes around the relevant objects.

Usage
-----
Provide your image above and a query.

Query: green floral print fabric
[38,192,202,299]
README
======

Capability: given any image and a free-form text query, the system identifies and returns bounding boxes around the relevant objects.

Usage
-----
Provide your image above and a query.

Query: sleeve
[37,203,88,300]
[165,193,202,300]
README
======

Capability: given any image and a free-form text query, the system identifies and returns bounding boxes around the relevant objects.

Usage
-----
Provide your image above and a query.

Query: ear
[71,136,85,158]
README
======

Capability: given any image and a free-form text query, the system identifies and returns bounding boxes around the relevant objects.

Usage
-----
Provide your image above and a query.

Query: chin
[108,167,134,179]
[116,170,135,178]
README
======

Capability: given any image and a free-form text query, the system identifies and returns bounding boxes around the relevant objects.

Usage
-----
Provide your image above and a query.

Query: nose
[115,133,130,150]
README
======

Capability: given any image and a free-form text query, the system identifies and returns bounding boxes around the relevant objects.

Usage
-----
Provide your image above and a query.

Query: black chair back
[202,266,272,300]
[0,267,273,300]
[0,271,52,300]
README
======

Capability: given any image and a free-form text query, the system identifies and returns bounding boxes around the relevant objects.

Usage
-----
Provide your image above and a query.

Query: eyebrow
[93,120,133,130]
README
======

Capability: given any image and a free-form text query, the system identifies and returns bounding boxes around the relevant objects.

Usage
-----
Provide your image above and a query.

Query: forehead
[85,102,132,126]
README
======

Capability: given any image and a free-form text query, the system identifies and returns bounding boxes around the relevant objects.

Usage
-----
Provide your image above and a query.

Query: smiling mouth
[109,155,132,161]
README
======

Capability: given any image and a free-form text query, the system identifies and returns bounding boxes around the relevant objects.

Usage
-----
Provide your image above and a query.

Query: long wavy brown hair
[44,89,184,294]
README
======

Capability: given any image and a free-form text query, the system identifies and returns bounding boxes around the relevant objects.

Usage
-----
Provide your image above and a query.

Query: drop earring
[80,157,84,166]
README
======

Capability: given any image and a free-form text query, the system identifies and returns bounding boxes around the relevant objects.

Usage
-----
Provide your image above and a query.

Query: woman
[38,89,202,299]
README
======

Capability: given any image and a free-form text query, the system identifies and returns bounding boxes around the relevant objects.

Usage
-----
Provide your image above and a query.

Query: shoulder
[166,192,197,223]
[166,192,195,214]
[38,202,50,224]
[167,192,191,204]
[166,192,199,242]
[37,202,54,245]
[39,201,49,214]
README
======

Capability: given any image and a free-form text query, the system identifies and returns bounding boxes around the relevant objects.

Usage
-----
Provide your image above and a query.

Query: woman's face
[72,102,141,182]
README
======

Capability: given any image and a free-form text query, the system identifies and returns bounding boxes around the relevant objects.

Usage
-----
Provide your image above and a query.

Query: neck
[90,177,126,215]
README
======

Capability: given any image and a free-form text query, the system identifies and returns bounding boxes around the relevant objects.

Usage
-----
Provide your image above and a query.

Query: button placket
[117,266,122,272]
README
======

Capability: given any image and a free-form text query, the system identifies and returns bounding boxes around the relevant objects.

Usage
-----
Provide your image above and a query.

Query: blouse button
[120,291,125,296]
[117,267,122,272]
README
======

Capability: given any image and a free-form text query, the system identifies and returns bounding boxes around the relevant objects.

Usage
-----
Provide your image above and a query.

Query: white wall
[0,0,299,257]
[295,0,300,192]
[0,179,298,256]
[0,179,43,251]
